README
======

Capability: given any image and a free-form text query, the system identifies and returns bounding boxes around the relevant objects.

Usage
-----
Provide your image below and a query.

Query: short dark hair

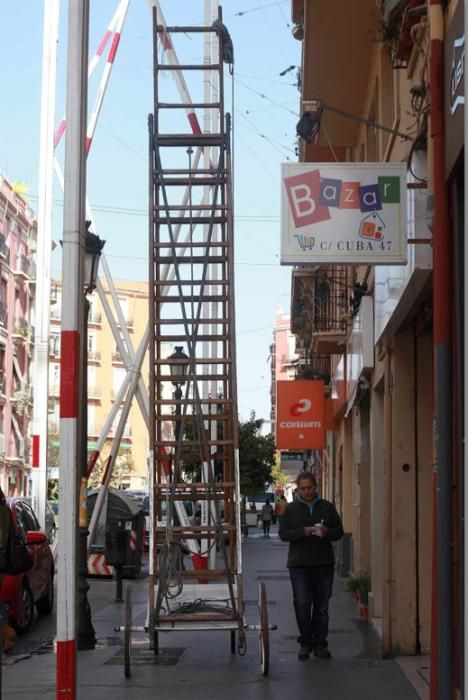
[296,471,317,487]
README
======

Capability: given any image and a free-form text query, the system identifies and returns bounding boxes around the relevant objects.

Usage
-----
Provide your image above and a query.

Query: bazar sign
[276,380,325,450]
[280,163,407,265]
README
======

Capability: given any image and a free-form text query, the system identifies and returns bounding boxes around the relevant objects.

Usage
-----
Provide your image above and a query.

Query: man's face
[296,478,317,503]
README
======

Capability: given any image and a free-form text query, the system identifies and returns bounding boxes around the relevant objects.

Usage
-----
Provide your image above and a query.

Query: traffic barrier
[87,553,113,577]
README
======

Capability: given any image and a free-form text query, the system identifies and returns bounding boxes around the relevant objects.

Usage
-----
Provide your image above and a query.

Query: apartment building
[50,279,150,490]
[0,173,36,496]
[284,0,464,692]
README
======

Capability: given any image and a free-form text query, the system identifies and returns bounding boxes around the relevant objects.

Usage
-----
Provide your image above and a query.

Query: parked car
[0,498,55,633]
[24,498,57,543]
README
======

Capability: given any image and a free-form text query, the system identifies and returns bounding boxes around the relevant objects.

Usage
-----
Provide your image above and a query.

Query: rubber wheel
[153,631,159,656]
[15,581,34,634]
[36,572,54,615]
[230,630,236,654]
[124,585,132,678]
[258,582,269,676]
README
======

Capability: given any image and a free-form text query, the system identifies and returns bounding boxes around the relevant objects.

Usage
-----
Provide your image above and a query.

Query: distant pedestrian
[260,499,274,537]
[275,495,287,525]
[279,471,344,661]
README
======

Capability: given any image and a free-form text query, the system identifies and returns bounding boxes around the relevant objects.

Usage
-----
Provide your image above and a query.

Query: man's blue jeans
[289,565,334,648]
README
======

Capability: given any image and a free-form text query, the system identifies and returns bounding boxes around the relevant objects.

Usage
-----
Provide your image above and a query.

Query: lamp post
[77,224,105,650]
[167,346,189,444]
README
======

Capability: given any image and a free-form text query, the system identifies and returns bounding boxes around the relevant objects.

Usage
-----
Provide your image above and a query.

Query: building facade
[49,279,150,490]
[285,0,464,694]
[0,173,36,497]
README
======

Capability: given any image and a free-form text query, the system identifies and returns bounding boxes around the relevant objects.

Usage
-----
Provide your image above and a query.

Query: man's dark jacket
[279,498,344,567]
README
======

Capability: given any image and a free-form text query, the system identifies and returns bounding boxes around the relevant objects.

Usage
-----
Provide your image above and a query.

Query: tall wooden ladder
[148,8,241,638]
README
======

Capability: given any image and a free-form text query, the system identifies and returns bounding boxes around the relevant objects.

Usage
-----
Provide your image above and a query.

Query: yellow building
[49,279,151,490]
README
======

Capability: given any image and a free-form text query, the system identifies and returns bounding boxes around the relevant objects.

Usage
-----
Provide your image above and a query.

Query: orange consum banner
[276,380,325,450]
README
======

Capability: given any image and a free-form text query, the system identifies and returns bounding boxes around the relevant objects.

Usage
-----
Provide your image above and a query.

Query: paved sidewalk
[3,527,424,699]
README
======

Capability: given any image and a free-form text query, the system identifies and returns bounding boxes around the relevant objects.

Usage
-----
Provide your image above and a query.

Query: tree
[271,459,289,492]
[87,448,135,489]
[238,412,276,498]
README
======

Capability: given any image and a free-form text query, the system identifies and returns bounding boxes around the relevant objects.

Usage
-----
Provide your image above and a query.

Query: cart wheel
[230,630,236,654]
[258,582,269,676]
[124,585,132,678]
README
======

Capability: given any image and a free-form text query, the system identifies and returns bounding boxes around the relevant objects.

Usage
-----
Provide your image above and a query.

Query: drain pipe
[429,2,453,698]
[382,347,393,657]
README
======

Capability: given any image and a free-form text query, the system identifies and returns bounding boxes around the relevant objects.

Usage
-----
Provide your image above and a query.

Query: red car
[0,498,54,633]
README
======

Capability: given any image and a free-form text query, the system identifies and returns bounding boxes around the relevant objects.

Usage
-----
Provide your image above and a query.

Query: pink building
[269,307,298,432]
[0,174,36,496]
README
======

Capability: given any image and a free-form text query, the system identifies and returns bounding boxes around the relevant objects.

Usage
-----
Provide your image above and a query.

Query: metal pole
[77,297,96,649]
[31,0,59,530]
[174,385,182,444]
[382,348,393,656]
[463,1,467,691]
[56,1,89,698]
[429,1,452,697]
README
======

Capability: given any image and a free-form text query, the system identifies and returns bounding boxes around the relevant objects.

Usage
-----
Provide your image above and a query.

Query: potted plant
[346,570,371,620]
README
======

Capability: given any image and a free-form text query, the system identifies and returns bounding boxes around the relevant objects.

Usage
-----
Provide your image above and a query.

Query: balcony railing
[12,317,30,340]
[87,386,102,399]
[88,311,102,325]
[0,302,7,328]
[11,254,30,278]
[87,350,101,362]
[112,351,124,363]
[292,268,349,334]
[108,425,132,439]
[0,236,9,261]
[295,353,332,385]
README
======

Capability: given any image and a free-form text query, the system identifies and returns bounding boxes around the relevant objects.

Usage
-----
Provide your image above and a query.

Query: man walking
[279,471,343,661]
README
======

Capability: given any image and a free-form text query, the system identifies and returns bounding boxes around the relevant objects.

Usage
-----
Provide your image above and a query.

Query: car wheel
[36,572,54,615]
[15,581,34,634]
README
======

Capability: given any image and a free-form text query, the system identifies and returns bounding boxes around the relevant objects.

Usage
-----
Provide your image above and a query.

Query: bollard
[115,564,124,602]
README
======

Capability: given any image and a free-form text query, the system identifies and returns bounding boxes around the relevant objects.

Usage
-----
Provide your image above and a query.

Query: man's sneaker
[313,645,331,659]
[297,645,312,661]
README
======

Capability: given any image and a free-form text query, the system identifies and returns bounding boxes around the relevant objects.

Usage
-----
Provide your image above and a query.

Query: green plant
[346,570,371,605]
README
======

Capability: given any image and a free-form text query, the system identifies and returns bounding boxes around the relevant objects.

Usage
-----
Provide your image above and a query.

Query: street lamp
[77,223,105,650]
[167,346,189,443]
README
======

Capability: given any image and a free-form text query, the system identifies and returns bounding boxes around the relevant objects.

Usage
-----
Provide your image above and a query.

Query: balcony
[12,317,30,343]
[50,307,61,322]
[112,351,124,364]
[295,352,332,389]
[0,235,9,262]
[88,350,101,363]
[290,267,350,355]
[87,386,102,400]
[49,342,60,359]
[0,302,7,330]
[108,424,132,440]
[88,311,102,325]
[11,254,31,281]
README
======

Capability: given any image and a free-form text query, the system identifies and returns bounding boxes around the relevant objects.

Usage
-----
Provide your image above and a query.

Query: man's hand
[304,525,328,538]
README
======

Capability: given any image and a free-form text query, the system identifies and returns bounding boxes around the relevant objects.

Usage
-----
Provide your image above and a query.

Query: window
[87,332,96,353]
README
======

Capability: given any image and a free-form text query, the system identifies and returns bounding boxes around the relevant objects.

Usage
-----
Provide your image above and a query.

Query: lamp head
[167,346,189,386]
[296,101,323,144]
[84,221,105,294]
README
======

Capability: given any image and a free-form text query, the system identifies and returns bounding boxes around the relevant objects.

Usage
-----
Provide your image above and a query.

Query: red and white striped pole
[54,1,124,150]
[56,1,89,698]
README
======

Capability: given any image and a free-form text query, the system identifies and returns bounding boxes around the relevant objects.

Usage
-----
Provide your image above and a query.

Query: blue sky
[0,0,299,423]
